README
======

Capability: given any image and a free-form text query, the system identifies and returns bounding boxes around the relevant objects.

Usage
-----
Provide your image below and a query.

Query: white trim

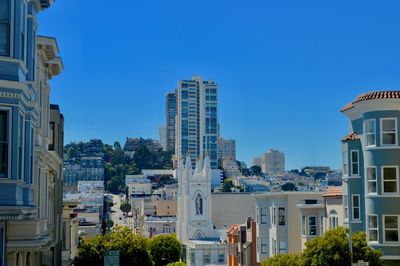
[364,119,376,148]
[301,215,306,237]
[365,195,400,198]
[350,150,360,176]
[308,216,317,237]
[380,117,398,146]
[381,166,399,194]
[365,166,377,195]
[381,255,400,260]
[0,106,12,179]
[367,214,379,242]
[352,194,360,221]
[383,215,400,244]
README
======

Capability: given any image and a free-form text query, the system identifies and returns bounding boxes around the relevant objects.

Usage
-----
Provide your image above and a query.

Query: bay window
[381,118,397,146]
[0,111,8,178]
[368,215,378,242]
[367,167,377,194]
[382,167,398,194]
[384,216,399,242]
[0,0,10,56]
[365,119,376,147]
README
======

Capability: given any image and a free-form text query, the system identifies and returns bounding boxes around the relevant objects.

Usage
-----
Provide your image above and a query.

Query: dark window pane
[0,24,9,56]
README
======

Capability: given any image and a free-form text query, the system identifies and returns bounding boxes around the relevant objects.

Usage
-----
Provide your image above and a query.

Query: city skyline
[37,0,400,170]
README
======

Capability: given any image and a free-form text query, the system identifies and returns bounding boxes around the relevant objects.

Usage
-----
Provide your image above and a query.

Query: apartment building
[166,92,177,153]
[254,149,285,175]
[218,137,236,161]
[341,91,400,265]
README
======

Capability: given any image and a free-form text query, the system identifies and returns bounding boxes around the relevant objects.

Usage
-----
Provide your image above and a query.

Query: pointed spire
[195,156,204,175]
[203,155,211,177]
[185,154,192,171]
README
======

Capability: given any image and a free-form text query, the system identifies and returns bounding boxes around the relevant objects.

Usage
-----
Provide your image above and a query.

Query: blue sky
[38,0,400,170]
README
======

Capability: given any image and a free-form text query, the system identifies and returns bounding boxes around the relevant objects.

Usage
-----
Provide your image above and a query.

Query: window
[190,251,195,265]
[365,119,376,146]
[381,118,397,145]
[352,195,360,220]
[261,208,267,224]
[320,216,324,234]
[195,193,203,215]
[368,215,378,242]
[384,216,399,242]
[203,250,211,264]
[308,216,317,236]
[18,114,24,180]
[350,150,359,176]
[278,207,285,226]
[0,0,10,56]
[261,237,268,254]
[329,210,339,230]
[218,252,225,263]
[272,238,276,255]
[271,206,276,226]
[301,216,306,236]
[0,111,8,178]
[49,122,55,151]
[382,167,398,193]
[342,151,348,176]
[367,167,377,194]
[163,224,171,233]
[279,241,287,254]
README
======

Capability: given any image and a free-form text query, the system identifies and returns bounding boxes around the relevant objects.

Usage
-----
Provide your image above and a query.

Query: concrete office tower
[341,91,400,266]
[159,126,167,151]
[166,92,177,153]
[175,76,218,169]
[217,137,236,161]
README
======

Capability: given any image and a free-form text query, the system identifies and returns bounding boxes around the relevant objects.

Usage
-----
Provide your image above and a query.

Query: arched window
[195,193,203,215]
[329,210,339,229]
[194,230,205,239]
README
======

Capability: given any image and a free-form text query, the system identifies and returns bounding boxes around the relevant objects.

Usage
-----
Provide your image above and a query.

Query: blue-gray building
[341,91,400,265]
[0,0,64,265]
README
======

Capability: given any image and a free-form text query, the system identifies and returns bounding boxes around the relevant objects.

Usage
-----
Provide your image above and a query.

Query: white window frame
[308,216,317,236]
[301,216,306,236]
[364,119,376,147]
[271,206,276,226]
[383,215,400,243]
[352,194,360,221]
[261,207,267,224]
[380,118,398,146]
[329,211,339,230]
[367,215,379,243]
[279,240,287,254]
[381,166,399,194]
[350,150,359,176]
[366,166,377,195]
[0,107,12,179]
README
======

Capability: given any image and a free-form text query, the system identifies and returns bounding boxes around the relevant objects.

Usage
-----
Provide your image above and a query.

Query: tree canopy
[281,182,297,191]
[149,234,182,266]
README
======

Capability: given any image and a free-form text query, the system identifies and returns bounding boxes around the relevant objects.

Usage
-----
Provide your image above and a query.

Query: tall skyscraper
[175,76,218,169]
[166,92,177,152]
[159,125,167,151]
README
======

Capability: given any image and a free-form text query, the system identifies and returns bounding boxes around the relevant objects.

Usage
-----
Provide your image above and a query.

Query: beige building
[156,200,177,217]
[254,149,285,175]
[61,200,79,266]
[254,192,324,263]
[322,186,344,232]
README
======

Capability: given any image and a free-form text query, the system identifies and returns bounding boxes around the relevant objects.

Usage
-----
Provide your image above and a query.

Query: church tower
[176,155,214,243]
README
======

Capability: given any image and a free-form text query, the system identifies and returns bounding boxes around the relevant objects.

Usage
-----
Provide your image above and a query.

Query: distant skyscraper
[166,92,177,152]
[217,137,236,161]
[159,125,167,151]
[175,76,218,169]
[254,149,285,175]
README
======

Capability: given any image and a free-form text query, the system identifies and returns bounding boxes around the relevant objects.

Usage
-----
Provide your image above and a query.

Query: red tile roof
[323,186,343,197]
[342,132,359,142]
[341,91,400,111]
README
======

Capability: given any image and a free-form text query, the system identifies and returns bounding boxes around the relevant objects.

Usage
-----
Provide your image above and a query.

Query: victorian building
[341,91,400,265]
[0,0,64,265]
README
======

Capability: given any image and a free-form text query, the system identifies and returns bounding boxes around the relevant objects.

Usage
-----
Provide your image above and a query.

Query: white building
[159,125,167,151]
[127,182,152,195]
[143,216,176,238]
[175,76,219,169]
[77,181,104,193]
[217,137,236,161]
[254,149,285,175]
[176,155,226,266]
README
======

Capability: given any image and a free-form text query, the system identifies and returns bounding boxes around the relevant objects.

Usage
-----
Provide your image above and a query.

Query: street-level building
[0,0,64,263]
[254,192,324,263]
[341,91,400,265]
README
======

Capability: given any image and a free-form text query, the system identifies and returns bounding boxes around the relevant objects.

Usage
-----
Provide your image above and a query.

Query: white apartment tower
[175,76,218,169]
[254,149,285,175]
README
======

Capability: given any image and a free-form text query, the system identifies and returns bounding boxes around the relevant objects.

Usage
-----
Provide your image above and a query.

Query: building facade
[166,92,176,153]
[217,137,236,161]
[159,125,167,151]
[175,76,218,169]
[0,0,64,263]
[254,149,285,175]
[341,91,400,265]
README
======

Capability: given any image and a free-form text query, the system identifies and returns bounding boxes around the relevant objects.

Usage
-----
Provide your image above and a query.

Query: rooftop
[323,186,343,197]
[341,90,400,111]
[342,132,359,142]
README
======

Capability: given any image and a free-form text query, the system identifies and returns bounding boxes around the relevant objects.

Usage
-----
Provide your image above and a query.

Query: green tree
[149,234,182,266]
[107,176,124,194]
[281,182,297,191]
[352,231,383,266]
[74,226,152,266]
[67,147,77,160]
[221,178,234,192]
[120,202,131,215]
[133,145,155,171]
[262,254,301,266]
[250,165,262,176]
[167,260,187,266]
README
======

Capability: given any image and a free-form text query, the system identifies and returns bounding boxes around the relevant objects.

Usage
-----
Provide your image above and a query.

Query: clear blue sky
[38,0,400,170]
